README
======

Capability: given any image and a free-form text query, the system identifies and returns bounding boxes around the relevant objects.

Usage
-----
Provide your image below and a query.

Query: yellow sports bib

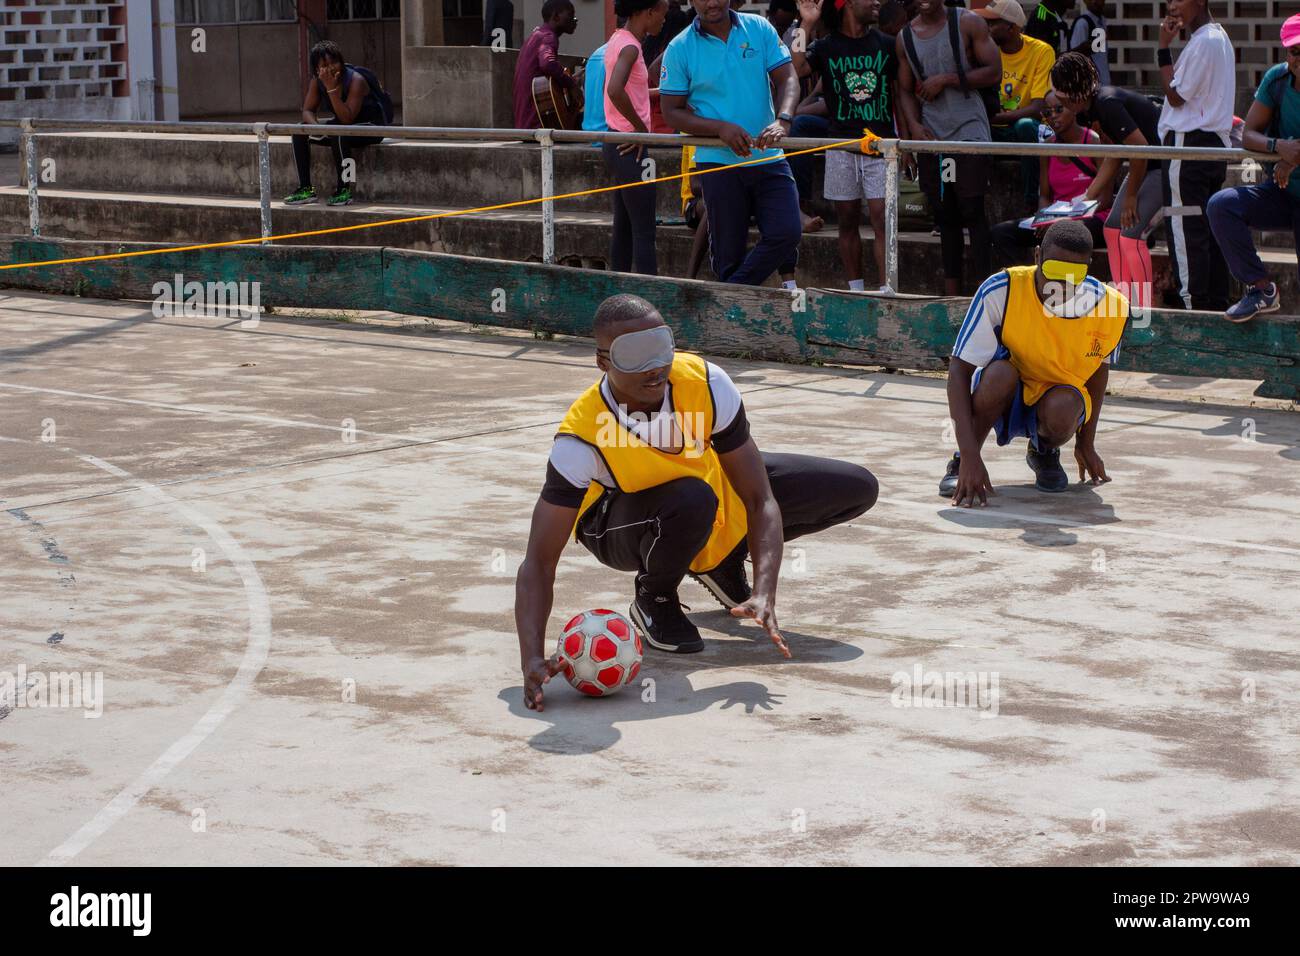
[1000,266,1129,421]
[556,352,748,574]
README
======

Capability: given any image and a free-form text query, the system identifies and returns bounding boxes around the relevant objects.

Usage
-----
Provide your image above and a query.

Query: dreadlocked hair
[1050,51,1100,102]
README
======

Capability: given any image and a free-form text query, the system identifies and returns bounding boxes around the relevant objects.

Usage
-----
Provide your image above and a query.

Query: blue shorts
[973,350,1086,449]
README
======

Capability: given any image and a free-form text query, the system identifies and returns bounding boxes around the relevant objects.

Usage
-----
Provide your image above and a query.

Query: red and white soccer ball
[557,609,643,697]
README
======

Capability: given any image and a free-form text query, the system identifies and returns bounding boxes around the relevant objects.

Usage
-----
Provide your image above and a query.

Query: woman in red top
[990,90,1114,265]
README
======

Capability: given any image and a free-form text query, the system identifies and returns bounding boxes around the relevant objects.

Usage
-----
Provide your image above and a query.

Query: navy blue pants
[1207,180,1300,287]
[697,159,802,285]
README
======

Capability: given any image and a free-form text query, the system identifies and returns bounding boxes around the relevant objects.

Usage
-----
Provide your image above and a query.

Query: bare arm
[770,60,801,120]
[514,497,579,710]
[946,357,996,507]
[791,0,822,78]
[1157,17,1185,107]
[962,14,1002,91]
[1077,363,1108,449]
[1108,128,1150,227]
[718,437,789,657]
[1241,98,1300,168]
[607,46,649,133]
[895,31,926,138]
[301,75,321,124]
[1073,363,1111,484]
[1083,156,1123,202]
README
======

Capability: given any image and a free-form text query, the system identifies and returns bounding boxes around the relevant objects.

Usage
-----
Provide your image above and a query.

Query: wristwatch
[1267,137,1279,154]
[777,112,795,124]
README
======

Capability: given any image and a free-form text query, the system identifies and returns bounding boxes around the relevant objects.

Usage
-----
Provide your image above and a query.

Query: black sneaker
[938,451,961,498]
[629,590,703,654]
[1026,443,1068,492]
[690,545,751,609]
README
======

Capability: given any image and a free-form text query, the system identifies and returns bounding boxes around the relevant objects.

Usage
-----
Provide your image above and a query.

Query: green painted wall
[4,237,1298,400]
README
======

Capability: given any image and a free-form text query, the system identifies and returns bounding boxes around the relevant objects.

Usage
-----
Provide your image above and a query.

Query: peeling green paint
[3,238,1297,400]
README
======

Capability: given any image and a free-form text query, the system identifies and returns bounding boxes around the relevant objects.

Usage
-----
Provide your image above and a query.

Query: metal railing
[3,117,1275,293]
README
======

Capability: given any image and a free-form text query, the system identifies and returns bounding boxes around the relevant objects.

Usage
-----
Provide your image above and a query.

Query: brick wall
[0,0,129,108]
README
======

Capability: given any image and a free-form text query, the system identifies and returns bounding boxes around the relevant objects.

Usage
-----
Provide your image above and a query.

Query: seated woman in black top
[1051,51,1162,310]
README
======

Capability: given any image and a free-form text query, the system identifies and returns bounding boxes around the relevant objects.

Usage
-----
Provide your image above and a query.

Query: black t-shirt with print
[805,29,898,139]
[1025,3,1067,53]
[1085,85,1163,169]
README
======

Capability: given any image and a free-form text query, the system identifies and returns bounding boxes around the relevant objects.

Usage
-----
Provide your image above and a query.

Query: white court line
[5,383,1298,559]
[0,437,273,866]
[0,381,541,465]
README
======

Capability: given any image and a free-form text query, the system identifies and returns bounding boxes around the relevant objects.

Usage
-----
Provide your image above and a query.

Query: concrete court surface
[1,291,1298,867]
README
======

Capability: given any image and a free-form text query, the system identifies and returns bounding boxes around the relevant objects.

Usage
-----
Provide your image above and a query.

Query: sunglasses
[1287,46,1300,58]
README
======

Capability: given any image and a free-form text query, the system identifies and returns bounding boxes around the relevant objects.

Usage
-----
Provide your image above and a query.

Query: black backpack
[902,8,1001,122]
[319,64,395,126]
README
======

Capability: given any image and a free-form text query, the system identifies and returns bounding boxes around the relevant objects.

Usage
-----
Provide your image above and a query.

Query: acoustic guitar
[531,63,585,130]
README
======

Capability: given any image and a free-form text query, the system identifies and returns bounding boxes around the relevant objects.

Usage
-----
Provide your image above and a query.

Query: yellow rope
[1,136,874,272]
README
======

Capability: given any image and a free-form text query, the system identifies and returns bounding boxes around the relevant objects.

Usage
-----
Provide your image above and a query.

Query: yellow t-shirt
[680,145,697,215]
[997,35,1054,116]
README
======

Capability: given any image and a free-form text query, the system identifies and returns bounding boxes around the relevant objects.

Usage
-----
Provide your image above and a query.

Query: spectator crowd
[491,0,1300,322]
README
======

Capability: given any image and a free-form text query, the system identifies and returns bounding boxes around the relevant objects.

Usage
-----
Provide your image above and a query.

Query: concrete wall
[402,44,588,128]
[176,24,298,117]
[176,21,402,119]
[404,45,517,128]
[515,0,606,60]
[331,20,405,101]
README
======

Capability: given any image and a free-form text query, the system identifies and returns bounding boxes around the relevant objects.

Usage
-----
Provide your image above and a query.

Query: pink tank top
[1046,128,1109,218]
[603,29,651,133]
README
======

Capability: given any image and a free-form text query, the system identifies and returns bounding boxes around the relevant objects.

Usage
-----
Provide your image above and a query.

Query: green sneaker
[326,186,354,206]
[283,185,316,205]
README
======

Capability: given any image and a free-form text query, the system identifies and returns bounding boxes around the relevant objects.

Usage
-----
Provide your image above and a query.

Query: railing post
[21,118,39,237]
[881,139,898,294]
[535,128,556,264]
[254,122,272,243]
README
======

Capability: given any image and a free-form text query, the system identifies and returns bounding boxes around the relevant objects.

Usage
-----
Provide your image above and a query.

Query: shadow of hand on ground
[684,610,866,666]
[499,668,784,755]
[937,482,1117,546]
[501,595,864,753]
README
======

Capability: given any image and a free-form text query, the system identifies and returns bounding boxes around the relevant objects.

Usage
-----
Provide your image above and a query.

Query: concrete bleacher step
[23,132,684,221]
[24,132,1299,251]
[5,186,1298,307]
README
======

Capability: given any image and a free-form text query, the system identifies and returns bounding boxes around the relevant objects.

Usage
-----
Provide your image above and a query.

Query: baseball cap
[1282,13,1300,48]
[976,0,1027,29]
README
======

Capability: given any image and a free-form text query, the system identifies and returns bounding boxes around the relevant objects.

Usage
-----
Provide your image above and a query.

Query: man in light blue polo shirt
[660,0,803,285]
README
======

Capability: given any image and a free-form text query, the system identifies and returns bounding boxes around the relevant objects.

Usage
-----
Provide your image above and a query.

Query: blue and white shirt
[952,271,1121,368]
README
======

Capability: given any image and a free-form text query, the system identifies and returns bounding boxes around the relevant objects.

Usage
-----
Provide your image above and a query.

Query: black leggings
[937,190,990,290]
[601,142,658,275]
[991,215,1106,267]
[292,118,383,192]
[575,452,878,596]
